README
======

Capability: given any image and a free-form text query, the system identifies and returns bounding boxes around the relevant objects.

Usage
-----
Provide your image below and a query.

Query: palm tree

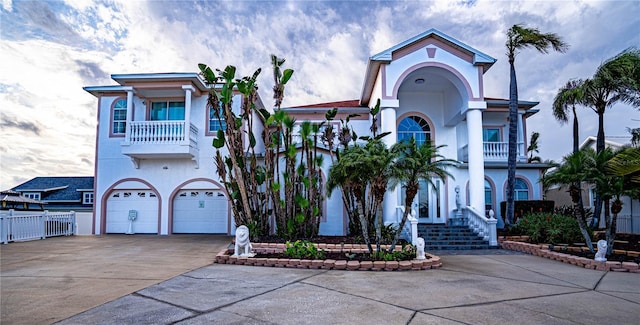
[581,47,640,226]
[628,127,640,147]
[543,150,594,251]
[387,137,457,252]
[505,24,568,225]
[552,79,588,226]
[553,79,585,152]
[326,139,394,254]
[606,146,640,187]
[526,131,541,163]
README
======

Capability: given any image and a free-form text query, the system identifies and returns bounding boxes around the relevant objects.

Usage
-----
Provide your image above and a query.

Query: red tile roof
[291,100,363,108]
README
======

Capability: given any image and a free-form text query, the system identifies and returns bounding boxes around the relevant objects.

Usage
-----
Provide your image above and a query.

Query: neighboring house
[546,136,639,233]
[11,177,95,212]
[84,28,547,236]
[0,190,44,211]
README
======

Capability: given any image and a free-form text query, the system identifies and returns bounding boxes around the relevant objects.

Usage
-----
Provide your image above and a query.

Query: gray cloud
[3,1,85,47]
[0,114,42,136]
[75,60,110,84]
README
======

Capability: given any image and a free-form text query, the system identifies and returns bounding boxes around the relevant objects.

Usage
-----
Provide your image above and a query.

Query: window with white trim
[514,178,530,201]
[483,128,500,142]
[208,95,241,132]
[24,192,41,200]
[112,99,127,134]
[397,116,431,146]
[484,179,493,213]
[83,192,94,204]
[151,101,185,120]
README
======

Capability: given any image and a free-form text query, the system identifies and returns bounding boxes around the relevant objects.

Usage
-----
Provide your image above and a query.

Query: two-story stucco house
[84,29,546,239]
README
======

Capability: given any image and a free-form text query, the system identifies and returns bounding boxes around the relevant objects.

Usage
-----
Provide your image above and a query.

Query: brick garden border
[501,240,640,273]
[214,242,442,271]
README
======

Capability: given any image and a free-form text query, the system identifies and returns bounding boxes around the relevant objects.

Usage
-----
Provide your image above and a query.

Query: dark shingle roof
[12,177,94,202]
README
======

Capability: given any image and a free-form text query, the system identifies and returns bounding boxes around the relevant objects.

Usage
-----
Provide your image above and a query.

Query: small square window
[483,128,500,142]
[83,192,94,204]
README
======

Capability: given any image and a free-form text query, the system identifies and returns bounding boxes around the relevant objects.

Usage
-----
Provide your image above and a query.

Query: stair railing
[463,206,498,246]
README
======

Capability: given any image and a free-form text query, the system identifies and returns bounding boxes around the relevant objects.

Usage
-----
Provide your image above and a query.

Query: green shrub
[511,212,585,244]
[284,240,325,259]
[369,243,416,261]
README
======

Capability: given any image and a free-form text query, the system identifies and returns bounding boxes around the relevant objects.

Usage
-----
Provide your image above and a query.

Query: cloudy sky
[1,0,639,189]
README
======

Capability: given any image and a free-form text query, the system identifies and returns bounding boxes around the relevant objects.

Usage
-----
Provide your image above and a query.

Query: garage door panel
[106,190,158,234]
[173,190,228,234]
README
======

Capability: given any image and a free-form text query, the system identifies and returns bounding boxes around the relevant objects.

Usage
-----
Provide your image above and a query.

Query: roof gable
[370,28,496,69]
[12,177,94,202]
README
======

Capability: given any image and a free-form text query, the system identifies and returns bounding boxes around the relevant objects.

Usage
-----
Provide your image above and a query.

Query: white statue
[594,239,607,262]
[455,186,461,211]
[233,225,254,257]
[416,237,426,260]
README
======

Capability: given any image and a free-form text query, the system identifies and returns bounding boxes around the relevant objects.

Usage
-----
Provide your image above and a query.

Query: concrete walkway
[1,235,229,324]
[2,236,639,325]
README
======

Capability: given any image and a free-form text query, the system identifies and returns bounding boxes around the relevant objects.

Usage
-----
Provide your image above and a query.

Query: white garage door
[173,190,228,233]
[106,190,158,234]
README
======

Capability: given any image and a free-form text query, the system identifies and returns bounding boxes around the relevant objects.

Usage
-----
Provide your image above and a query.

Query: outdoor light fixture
[415,78,425,84]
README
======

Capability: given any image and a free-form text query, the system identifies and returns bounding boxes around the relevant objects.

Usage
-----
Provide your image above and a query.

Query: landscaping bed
[215,242,442,271]
[501,236,640,272]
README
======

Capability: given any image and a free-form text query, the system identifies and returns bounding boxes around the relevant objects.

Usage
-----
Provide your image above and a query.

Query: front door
[403,179,444,224]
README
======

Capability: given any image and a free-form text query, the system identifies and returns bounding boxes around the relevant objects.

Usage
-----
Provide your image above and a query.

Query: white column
[466,105,486,214]
[380,105,399,225]
[182,85,194,144]
[517,111,524,160]
[125,87,134,143]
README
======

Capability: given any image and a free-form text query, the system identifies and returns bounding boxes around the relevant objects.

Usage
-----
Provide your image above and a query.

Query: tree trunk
[603,197,614,255]
[506,59,519,225]
[593,110,605,228]
[356,199,372,254]
[389,183,418,253]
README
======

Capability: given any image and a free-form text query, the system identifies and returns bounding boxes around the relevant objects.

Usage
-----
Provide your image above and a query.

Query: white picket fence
[0,210,76,244]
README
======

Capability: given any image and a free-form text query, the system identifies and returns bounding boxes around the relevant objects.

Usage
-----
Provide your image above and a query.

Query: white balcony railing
[459,141,525,162]
[125,120,197,145]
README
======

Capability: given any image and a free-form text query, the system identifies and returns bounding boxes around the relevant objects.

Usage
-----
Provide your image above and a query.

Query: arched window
[484,179,493,213]
[514,178,530,201]
[397,116,431,146]
[112,98,127,135]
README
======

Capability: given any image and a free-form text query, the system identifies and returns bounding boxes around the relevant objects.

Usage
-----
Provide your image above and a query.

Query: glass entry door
[402,179,443,224]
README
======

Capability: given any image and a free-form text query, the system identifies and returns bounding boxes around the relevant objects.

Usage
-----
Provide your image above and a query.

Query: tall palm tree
[552,79,588,225]
[505,24,568,225]
[553,79,585,153]
[581,47,640,226]
[387,137,457,252]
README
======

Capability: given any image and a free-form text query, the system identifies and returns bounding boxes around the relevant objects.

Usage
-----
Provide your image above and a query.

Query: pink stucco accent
[426,47,437,58]
[390,62,478,101]
[100,178,162,235]
[167,178,230,234]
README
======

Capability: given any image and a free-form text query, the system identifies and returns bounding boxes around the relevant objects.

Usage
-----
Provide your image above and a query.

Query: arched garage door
[106,190,158,233]
[173,190,228,233]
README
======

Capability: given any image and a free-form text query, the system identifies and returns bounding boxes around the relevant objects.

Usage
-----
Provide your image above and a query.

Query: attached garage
[106,190,159,234]
[173,190,228,233]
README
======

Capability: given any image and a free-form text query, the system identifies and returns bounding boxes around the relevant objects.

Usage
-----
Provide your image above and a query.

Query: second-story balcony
[459,141,525,163]
[121,120,199,168]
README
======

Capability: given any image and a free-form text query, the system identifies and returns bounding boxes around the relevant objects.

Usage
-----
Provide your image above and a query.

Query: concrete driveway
[2,235,639,324]
[1,235,230,324]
